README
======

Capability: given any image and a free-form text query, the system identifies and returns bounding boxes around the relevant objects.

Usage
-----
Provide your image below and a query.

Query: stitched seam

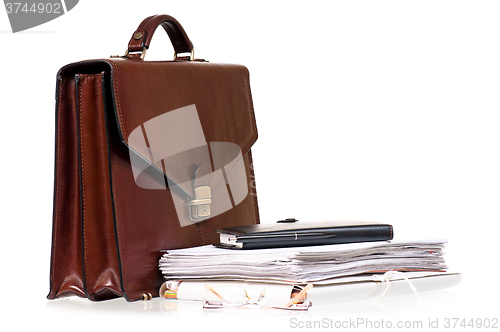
[137,16,154,32]
[240,71,259,223]
[240,67,258,154]
[142,15,155,28]
[103,93,128,299]
[245,73,257,135]
[92,75,102,298]
[109,118,125,296]
[247,150,260,223]
[196,223,203,245]
[50,77,64,288]
[107,61,126,139]
[78,76,88,293]
[78,74,102,299]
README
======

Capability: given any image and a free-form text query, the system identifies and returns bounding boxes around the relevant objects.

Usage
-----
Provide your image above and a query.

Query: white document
[307,271,461,304]
[159,239,448,284]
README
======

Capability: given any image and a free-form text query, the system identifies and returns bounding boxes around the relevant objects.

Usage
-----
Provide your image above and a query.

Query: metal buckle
[110,46,147,60]
[173,49,195,61]
[187,186,211,221]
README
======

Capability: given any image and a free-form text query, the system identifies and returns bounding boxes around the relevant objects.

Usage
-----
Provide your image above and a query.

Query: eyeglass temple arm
[204,283,313,307]
[204,284,227,302]
[285,283,313,307]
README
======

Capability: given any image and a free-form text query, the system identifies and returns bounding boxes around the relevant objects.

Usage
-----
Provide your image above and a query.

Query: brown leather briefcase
[48,15,260,302]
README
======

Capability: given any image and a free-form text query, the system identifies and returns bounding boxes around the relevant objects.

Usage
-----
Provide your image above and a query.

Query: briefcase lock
[187,186,211,221]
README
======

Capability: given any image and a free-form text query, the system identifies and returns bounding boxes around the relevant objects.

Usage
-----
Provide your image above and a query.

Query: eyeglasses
[203,283,313,310]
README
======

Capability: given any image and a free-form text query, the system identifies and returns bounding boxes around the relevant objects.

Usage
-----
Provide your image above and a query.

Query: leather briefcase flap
[58,59,257,226]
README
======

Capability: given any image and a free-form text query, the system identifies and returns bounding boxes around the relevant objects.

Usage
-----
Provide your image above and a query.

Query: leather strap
[127,15,193,54]
[192,162,212,191]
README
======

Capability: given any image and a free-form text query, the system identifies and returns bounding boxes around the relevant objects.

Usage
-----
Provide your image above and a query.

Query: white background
[1,1,499,331]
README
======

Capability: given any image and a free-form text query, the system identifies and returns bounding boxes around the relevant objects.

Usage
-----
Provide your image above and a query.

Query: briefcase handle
[126,15,194,60]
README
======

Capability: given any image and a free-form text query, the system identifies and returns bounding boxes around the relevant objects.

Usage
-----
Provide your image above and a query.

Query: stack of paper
[159,239,447,284]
